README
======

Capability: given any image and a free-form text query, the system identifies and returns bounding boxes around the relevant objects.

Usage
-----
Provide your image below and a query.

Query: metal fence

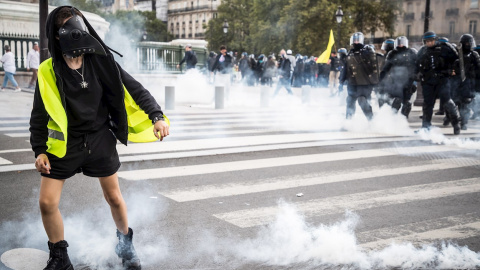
[1,34,208,73]
[136,42,208,73]
[0,33,39,72]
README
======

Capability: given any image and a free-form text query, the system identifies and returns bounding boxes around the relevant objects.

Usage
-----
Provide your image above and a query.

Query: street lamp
[335,6,343,48]
[222,19,229,45]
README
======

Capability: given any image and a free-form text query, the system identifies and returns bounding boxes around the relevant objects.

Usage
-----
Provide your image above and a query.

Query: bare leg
[39,176,66,243]
[99,173,129,234]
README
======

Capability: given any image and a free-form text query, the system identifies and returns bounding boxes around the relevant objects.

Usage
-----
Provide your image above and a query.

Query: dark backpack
[191,52,198,66]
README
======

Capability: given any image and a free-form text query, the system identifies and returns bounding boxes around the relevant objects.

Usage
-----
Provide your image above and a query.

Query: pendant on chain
[80,81,88,88]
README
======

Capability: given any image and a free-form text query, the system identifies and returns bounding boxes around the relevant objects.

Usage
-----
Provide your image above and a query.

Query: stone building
[167,0,221,40]
[375,0,480,47]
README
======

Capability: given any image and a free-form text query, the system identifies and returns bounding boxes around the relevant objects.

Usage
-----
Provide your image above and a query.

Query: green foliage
[205,0,400,55]
[49,0,172,42]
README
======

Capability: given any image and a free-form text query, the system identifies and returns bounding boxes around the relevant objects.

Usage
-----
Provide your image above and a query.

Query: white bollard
[260,86,270,107]
[215,86,225,109]
[302,85,311,104]
[165,86,175,110]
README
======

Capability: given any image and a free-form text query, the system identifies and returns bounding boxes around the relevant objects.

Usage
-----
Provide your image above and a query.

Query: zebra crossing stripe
[161,159,480,202]
[0,164,35,173]
[0,157,12,165]
[117,145,463,181]
[119,137,418,163]
[116,132,406,155]
[0,127,28,131]
[4,133,30,138]
[360,222,480,250]
[0,120,29,125]
[358,212,480,249]
[213,177,480,228]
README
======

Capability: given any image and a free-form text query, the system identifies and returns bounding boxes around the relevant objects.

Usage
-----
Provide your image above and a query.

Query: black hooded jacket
[29,6,164,157]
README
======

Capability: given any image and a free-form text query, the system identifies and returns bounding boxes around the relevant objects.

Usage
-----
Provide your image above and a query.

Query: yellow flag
[316,29,335,63]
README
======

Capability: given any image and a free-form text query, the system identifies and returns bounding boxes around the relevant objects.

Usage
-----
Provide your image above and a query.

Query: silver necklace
[72,61,88,89]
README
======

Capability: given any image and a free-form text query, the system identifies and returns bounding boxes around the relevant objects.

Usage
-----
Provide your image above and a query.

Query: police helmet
[460,34,476,51]
[438,37,449,43]
[286,49,293,55]
[242,52,248,57]
[381,39,395,51]
[394,36,409,49]
[422,31,437,44]
[350,32,365,45]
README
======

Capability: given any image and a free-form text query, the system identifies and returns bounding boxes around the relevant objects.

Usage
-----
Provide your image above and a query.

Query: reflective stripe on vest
[38,58,169,158]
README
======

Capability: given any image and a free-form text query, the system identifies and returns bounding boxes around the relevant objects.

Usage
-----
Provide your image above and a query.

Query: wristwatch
[152,115,164,124]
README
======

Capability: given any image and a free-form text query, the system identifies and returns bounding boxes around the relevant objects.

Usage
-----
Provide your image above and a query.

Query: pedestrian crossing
[1,107,480,265]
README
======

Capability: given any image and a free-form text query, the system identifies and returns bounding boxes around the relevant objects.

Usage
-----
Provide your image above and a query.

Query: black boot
[116,228,141,270]
[44,240,73,270]
[444,100,461,135]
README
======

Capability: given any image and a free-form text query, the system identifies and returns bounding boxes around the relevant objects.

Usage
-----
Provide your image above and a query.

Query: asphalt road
[0,87,479,270]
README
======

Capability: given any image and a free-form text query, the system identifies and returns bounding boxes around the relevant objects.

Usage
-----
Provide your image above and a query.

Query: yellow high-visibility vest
[37,58,168,158]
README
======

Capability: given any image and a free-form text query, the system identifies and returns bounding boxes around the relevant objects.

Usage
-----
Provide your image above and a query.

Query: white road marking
[117,132,404,155]
[213,177,480,228]
[0,126,28,131]
[4,133,30,138]
[0,120,29,125]
[0,164,35,173]
[0,137,417,173]
[0,157,12,165]
[358,212,480,249]
[0,149,31,154]
[161,159,480,202]
[117,145,463,181]
[119,137,418,163]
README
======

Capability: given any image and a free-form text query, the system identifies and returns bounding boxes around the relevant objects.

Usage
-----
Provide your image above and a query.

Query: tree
[50,0,172,43]
[204,0,400,56]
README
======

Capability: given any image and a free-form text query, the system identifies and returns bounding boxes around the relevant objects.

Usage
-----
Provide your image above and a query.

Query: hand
[35,154,51,174]
[27,68,30,71]
[153,120,169,141]
[176,64,180,69]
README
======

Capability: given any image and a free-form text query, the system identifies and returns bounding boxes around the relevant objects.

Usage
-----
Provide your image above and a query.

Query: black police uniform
[380,47,418,118]
[450,44,480,129]
[416,42,461,134]
[339,44,379,120]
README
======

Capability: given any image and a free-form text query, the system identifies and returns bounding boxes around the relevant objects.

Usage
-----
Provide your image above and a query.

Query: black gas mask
[58,9,106,58]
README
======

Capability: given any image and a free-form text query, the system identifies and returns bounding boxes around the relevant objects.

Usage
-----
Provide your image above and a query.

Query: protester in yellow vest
[29,6,169,270]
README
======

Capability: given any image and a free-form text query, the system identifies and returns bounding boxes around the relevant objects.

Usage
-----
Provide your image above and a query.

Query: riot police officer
[379,36,417,118]
[381,39,395,56]
[450,34,480,130]
[339,32,379,120]
[376,39,396,107]
[416,31,461,134]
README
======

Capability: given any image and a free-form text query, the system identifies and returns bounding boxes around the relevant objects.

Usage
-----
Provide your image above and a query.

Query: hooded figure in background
[29,6,170,270]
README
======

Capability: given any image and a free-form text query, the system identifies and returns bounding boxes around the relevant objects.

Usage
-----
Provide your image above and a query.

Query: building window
[406,25,411,38]
[449,21,455,36]
[471,0,479,8]
[407,3,413,12]
[470,20,478,34]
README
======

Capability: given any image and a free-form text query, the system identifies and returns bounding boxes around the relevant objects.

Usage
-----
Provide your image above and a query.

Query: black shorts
[41,127,121,180]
